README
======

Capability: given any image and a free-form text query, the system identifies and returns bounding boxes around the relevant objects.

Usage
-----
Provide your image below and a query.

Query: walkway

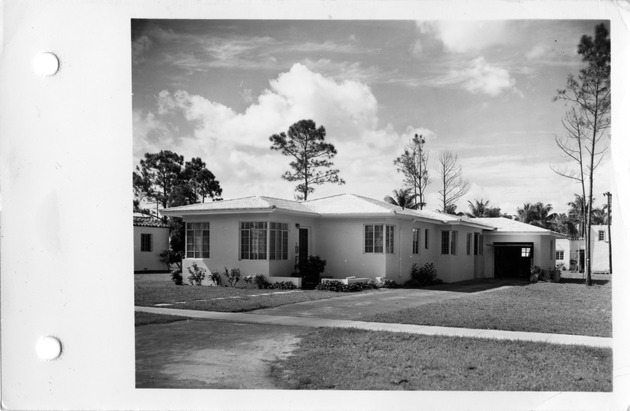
[135,306,612,349]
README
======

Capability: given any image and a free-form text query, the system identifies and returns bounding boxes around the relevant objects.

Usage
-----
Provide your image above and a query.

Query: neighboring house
[133,213,170,273]
[161,193,565,285]
[555,225,612,274]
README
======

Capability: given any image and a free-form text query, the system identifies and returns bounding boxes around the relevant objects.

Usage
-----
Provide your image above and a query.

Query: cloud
[433,57,521,97]
[134,63,426,199]
[416,21,511,54]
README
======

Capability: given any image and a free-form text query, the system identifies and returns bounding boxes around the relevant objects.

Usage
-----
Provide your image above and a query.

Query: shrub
[209,270,222,287]
[530,266,541,283]
[187,263,206,286]
[160,249,182,271]
[223,267,241,287]
[377,278,398,288]
[253,274,269,289]
[315,280,375,292]
[404,263,440,287]
[268,281,298,290]
[171,269,183,285]
[243,275,254,286]
[298,256,327,277]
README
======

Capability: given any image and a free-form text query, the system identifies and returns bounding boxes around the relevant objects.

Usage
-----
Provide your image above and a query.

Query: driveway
[250,279,525,320]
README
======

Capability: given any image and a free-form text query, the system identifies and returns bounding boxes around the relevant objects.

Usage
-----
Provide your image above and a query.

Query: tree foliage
[466,199,504,218]
[516,202,557,229]
[384,188,416,209]
[553,23,610,286]
[269,119,345,200]
[437,150,470,214]
[393,134,429,209]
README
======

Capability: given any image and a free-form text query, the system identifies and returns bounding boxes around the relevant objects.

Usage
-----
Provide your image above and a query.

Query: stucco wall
[431,225,480,283]
[181,213,318,282]
[134,225,170,272]
[591,225,611,272]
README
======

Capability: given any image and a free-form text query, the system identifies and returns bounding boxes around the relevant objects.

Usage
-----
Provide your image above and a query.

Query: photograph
[131,18,613,392]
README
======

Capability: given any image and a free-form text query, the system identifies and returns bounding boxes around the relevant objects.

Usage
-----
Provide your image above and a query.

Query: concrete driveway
[250,288,474,320]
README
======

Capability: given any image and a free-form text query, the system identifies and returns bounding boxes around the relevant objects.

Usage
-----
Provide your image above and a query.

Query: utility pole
[603,192,612,274]
[414,133,426,210]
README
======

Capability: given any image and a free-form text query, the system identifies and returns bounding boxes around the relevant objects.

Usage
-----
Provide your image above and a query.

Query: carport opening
[493,243,533,279]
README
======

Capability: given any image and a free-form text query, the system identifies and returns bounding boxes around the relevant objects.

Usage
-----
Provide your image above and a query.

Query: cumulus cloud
[134,63,426,199]
[416,21,511,54]
[433,57,521,97]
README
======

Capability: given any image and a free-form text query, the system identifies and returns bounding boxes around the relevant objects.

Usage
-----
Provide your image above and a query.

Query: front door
[298,228,309,264]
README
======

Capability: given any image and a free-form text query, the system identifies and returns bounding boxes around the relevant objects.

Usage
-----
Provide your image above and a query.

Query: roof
[474,217,565,237]
[133,212,169,228]
[162,193,494,228]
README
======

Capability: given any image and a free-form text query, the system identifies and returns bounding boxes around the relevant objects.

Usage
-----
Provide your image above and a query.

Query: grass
[134,311,189,327]
[271,328,612,391]
[134,274,343,313]
[364,280,612,337]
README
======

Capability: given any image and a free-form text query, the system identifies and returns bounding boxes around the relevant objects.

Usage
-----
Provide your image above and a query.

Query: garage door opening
[494,243,533,279]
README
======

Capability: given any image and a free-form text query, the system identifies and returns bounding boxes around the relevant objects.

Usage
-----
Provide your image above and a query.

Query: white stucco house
[555,224,612,273]
[160,194,565,286]
[133,213,170,273]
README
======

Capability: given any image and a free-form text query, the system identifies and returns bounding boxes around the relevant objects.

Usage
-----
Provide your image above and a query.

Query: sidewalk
[135,306,612,349]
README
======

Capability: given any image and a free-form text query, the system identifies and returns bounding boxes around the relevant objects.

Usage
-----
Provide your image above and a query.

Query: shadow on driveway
[419,278,529,293]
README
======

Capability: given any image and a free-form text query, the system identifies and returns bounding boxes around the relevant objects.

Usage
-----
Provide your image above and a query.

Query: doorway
[494,243,533,279]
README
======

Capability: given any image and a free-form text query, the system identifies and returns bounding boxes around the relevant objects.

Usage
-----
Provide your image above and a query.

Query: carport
[493,242,533,279]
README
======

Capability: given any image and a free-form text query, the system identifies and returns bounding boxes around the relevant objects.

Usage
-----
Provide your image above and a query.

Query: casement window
[556,250,565,260]
[365,224,395,254]
[186,222,210,258]
[440,231,450,255]
[474,233,480,255]
[451,231,458,255]
[598,230,605,241]
[466,233,472,255]
[269,223,289,260]
[140,233,152,252]
[240,222,267,260]
[424,229,429,249]
[412,228,420,254]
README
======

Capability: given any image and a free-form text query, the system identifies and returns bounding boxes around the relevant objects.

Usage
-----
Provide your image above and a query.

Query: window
[386,225,395,253]
[441,231,450,255]
[412,228,420,254]
[186,223,210,258]
[269,223,288,260]
[474,233,480,255]
[466,233,472,255]
[556,250,565,260]
[240,222,267,260]
[521,247,531,257]
[550,241,554,261]
[451,231,458,255]
[424,229,429,249]
[365,224,394,254]
[598,230,605,241]
[140,233,152,252]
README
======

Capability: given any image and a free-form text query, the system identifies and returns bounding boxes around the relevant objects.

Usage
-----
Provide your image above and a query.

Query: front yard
[364,278,612,337]
[135,274,344,317]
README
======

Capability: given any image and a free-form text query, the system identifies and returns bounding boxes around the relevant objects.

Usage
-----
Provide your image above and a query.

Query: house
[133,213,170,273]
[160,193,565,286]
[555,224,612,274]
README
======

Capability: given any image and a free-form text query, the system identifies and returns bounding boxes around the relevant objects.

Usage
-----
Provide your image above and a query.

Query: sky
[131,19,611,216]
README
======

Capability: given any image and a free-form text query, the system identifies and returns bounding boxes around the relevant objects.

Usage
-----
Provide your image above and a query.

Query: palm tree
[516,202,556,229]
[384,188,416,209]
[567,194,587,238]
[467,199,490,217]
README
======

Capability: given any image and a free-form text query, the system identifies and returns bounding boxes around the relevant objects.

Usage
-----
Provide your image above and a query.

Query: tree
[553,23,610,285]
[437,150,470,214]
[393,134,429,209]
[182,157,222,203]
[269,119,345,200]
[466,199,506,218]
[516,202,557,229]
[384,188,416,209]
[134,150,184,216]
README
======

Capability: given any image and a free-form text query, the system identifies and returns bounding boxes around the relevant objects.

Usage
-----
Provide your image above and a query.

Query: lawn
[135,311,189,327]
[135,274,342,313]
[271,328,612,391]
[364,279,612,337]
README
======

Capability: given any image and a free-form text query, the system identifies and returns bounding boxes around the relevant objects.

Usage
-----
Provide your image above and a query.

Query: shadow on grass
[560,278,610,286]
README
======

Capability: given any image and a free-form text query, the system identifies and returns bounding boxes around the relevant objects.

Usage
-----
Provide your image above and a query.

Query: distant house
[133,213,170,273]
[161,194,565,286]
[555,224,612,274]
